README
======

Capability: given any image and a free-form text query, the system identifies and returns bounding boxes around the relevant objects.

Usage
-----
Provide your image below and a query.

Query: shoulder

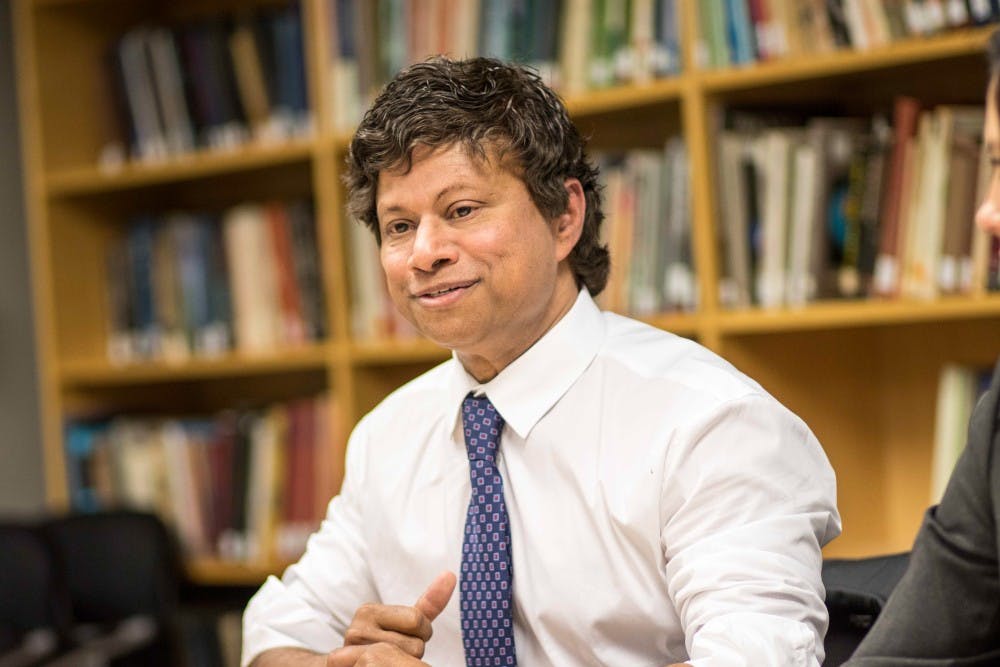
[970,361,1000,446]
[358,358,456,431]
[598,311,771,408]
[342,358,458,481]
[971,361,1000,491]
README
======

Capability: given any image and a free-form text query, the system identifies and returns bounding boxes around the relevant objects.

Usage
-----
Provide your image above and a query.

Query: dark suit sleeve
[846,361,1000,666]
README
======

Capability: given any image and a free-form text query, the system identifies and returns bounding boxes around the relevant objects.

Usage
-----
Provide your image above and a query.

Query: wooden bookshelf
[186,556,292,587]
[13,0,1000,585]
[46,141,315,196]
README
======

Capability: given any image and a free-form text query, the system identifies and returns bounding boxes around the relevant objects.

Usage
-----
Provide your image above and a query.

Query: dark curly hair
[344,57,609,296]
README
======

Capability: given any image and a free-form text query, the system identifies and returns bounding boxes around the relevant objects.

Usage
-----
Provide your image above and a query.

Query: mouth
[414,280,479,302]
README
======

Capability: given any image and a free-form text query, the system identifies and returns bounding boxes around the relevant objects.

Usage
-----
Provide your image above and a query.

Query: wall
[0,1,45,515]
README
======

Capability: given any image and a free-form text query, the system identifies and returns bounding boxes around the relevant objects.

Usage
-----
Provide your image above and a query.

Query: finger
[346,627,426,658]
[355,642,429,666]
[348,604,432,641]
[414,570,457,621]
[327,645,365,667]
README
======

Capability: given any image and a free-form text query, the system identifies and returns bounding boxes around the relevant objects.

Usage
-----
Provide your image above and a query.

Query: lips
[414,279,479,300]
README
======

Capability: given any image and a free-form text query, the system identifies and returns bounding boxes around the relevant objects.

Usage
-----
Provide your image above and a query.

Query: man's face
[977,78,1000,236]
[375,143,582,379]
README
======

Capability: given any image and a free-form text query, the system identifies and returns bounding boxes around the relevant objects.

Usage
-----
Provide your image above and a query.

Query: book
[153,218,190,361]
[126,216,162,359]
[754,128,797,308]
[329,0,363,130]
[116,28,169,162]
[939,132,981,293]
[178,20,244,149]
[228,15,274,140]
[65,422,110,513]
[627,150,665,314]
[161,420,210,557]
[716,130,755,307]
[786,138,820,306]
[105,240,135,364]
[560,0,593,93]
[223,203,281,352]
[171,214,214,355]
[970,140,999,294]
[903,106,982,300]
[662,137,696,310]
[146,27,197,155]
[245,406,286,563]
[930,364,992,503]
[723,0,757,65]
[265,203,307,346]
[900,109,940,299]
[652,0,681,76]
[873,96,922,297]
[287,200,327,341]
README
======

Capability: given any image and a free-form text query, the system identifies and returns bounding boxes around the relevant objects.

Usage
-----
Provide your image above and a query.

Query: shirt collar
[444,289,606,440]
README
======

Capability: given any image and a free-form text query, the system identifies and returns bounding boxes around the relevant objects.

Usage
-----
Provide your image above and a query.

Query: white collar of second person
[445,289,606,442]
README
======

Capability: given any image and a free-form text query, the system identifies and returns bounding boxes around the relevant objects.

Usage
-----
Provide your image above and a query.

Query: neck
[458,272,580,383]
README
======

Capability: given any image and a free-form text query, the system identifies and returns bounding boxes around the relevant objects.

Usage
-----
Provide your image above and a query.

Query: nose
[975,171,1000,235]
[408,217,458,272]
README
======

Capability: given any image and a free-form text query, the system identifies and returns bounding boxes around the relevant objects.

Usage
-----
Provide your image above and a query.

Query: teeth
[429,286,458,297]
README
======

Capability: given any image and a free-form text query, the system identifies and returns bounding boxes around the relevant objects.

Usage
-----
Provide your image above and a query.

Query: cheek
[379,246,405,280]
[975,200,1000,234]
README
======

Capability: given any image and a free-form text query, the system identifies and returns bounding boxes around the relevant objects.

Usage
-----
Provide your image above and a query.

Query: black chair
[0,522,71,667]
[822,552,911,666]
[39,510,185,667]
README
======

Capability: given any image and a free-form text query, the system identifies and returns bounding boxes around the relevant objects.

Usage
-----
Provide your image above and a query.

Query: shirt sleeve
[845,363,1000,666]
[241,416,378,666]
[660,393,841,667]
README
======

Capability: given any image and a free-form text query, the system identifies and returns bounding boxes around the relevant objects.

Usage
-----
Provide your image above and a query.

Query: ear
[552,178,586,262]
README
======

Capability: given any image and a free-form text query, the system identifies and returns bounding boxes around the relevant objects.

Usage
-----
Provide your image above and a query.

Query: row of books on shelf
[64,394,339,564]
[697,0,1000,70]
[716,99,1000,309]
[328,0,682,129]
[103,2,309,167]
[931,362,994,502]
[105,199,326,364]
[597,139,697,315]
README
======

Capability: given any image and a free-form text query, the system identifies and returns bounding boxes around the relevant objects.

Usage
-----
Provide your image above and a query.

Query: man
[243,57,840,666]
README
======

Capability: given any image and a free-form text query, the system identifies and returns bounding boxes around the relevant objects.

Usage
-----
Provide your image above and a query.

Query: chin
[410,319,474,349]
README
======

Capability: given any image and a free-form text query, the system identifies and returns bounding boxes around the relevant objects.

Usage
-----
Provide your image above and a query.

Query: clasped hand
[326,571,457,666]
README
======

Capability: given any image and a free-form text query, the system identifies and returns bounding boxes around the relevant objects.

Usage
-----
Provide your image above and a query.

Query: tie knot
[462,393,505,461]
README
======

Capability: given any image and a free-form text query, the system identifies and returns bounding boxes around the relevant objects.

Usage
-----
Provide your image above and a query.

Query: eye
[384,220,414,237]
[450,204,477,219]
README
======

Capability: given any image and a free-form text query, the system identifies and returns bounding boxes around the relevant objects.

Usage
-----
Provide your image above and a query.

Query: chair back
[822,552,911,666]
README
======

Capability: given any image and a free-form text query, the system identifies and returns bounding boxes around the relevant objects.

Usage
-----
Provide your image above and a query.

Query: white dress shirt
[242,290,841,666]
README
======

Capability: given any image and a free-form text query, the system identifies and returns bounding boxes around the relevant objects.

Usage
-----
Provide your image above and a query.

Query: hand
[328,642,431,666]
[326,571,457,667]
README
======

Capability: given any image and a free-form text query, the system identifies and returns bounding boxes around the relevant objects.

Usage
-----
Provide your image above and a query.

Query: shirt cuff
[686,612,818,667]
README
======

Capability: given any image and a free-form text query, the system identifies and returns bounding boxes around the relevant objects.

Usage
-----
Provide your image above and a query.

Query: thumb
[414,570,457,621]
[326,645,364,667]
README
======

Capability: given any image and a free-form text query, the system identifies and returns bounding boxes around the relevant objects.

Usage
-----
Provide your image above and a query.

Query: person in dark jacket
[844,30,1000,667]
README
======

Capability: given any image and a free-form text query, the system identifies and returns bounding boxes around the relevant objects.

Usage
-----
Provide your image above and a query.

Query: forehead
[386,143,487,178]
[987,79,1000,141]
[375,142,523,201]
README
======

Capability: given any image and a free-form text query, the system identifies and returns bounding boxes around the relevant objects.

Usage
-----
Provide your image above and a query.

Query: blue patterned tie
[460,393,517,666]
